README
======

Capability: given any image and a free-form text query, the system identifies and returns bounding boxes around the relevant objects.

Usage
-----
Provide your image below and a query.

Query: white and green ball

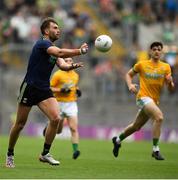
[95,35,112,52]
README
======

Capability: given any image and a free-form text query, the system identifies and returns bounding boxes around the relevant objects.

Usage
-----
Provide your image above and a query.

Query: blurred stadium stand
[0,0,178,140]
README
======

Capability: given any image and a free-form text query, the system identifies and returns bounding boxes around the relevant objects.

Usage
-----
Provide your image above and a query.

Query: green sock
[72,143,78,152]
[119,133,126,141]
[153,138,159,146]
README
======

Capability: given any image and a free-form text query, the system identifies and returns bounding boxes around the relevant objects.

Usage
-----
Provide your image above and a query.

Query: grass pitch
[0,136,177,179]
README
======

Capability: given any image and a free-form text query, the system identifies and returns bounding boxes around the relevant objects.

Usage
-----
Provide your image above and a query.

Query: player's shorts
[59,102,78,118]
[18,81,54,107]
[136,97,153,109]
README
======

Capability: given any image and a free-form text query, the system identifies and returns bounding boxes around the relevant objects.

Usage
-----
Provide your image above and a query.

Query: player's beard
[49,33,59,42]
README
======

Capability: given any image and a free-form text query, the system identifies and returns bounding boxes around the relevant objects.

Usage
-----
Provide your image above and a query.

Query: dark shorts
[18,81,54,107]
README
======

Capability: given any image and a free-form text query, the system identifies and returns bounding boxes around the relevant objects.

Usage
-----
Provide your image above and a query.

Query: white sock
[153,146,160,152]
[116,137,121,144]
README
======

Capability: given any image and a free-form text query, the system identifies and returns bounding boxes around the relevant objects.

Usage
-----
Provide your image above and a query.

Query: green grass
[0,136,178,179]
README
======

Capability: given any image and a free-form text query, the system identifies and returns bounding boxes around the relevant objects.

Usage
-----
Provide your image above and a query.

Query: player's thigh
[133,109,150,128]
[38,97,60,120]
[143,101,163,120]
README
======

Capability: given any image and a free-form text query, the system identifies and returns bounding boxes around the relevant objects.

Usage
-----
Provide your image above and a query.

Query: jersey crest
[49,56,57,65]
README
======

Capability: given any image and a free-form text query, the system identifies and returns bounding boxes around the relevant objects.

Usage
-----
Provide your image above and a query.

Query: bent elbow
[125,73,130,81]
[57,50,67,58]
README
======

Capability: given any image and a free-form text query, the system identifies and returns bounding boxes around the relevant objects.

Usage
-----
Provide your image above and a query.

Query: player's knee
[50,115,61,127]
[155,114,163,124]
[70,127,77,134]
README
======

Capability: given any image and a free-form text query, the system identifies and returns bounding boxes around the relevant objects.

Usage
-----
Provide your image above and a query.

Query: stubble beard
[50,34,59,42]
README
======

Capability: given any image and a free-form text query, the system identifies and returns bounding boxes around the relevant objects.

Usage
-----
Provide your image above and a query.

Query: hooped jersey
[50,70,79,102]
[133,59,171,104]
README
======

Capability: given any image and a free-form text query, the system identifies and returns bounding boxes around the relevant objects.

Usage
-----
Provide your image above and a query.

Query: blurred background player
[112,41,175,160]
[43,57,82,159]
[5,17,88,168]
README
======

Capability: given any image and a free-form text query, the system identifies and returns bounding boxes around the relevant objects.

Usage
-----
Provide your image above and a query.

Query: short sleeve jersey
[24,39,56,90]
[50,70,79,102]
[133,60,171,104]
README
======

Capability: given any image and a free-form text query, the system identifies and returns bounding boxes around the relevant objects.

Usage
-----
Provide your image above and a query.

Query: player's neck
[150,58,160,63]
[42,36,54,43]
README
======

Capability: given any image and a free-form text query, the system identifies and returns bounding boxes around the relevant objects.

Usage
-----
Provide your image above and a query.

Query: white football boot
[39,153,60,165]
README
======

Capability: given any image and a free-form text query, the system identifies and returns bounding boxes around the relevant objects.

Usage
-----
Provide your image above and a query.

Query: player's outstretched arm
[56,58,83,71]
[47,43,88,58]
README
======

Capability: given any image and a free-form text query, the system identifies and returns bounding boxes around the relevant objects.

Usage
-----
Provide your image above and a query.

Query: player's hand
[80,43,88,54]
[165,74,175,91]
[70,62,84,69]
[60,88,71,94]
[128,84,138,94]
[165,74,173,84]
[76,89,82,97]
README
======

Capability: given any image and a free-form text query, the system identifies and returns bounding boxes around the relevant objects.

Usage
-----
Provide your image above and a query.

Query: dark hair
[40,17,58,35]
[150,41,163,49]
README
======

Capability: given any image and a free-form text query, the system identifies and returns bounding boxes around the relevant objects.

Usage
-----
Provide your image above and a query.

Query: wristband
[80,47,87,54]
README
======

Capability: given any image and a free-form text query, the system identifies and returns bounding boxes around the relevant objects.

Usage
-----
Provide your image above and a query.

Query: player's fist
[60,88,71,94]
[165,74,173,84]
[165,74,175,91]
[80,43,88,54]
[76,89,82,97]
[70,62,84,69]
[128,84,138,94]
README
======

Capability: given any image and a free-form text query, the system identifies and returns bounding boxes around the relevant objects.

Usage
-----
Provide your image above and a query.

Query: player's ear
[44,28,49,35]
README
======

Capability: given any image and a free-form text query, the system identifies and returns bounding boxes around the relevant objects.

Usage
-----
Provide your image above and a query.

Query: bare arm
[56,58,83,71]
[47,43,88,58]
[51,87,60,93]
[51,84,71,93]
[51,83,71,93]
[165,74,175,92]
[125,68,138,94]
